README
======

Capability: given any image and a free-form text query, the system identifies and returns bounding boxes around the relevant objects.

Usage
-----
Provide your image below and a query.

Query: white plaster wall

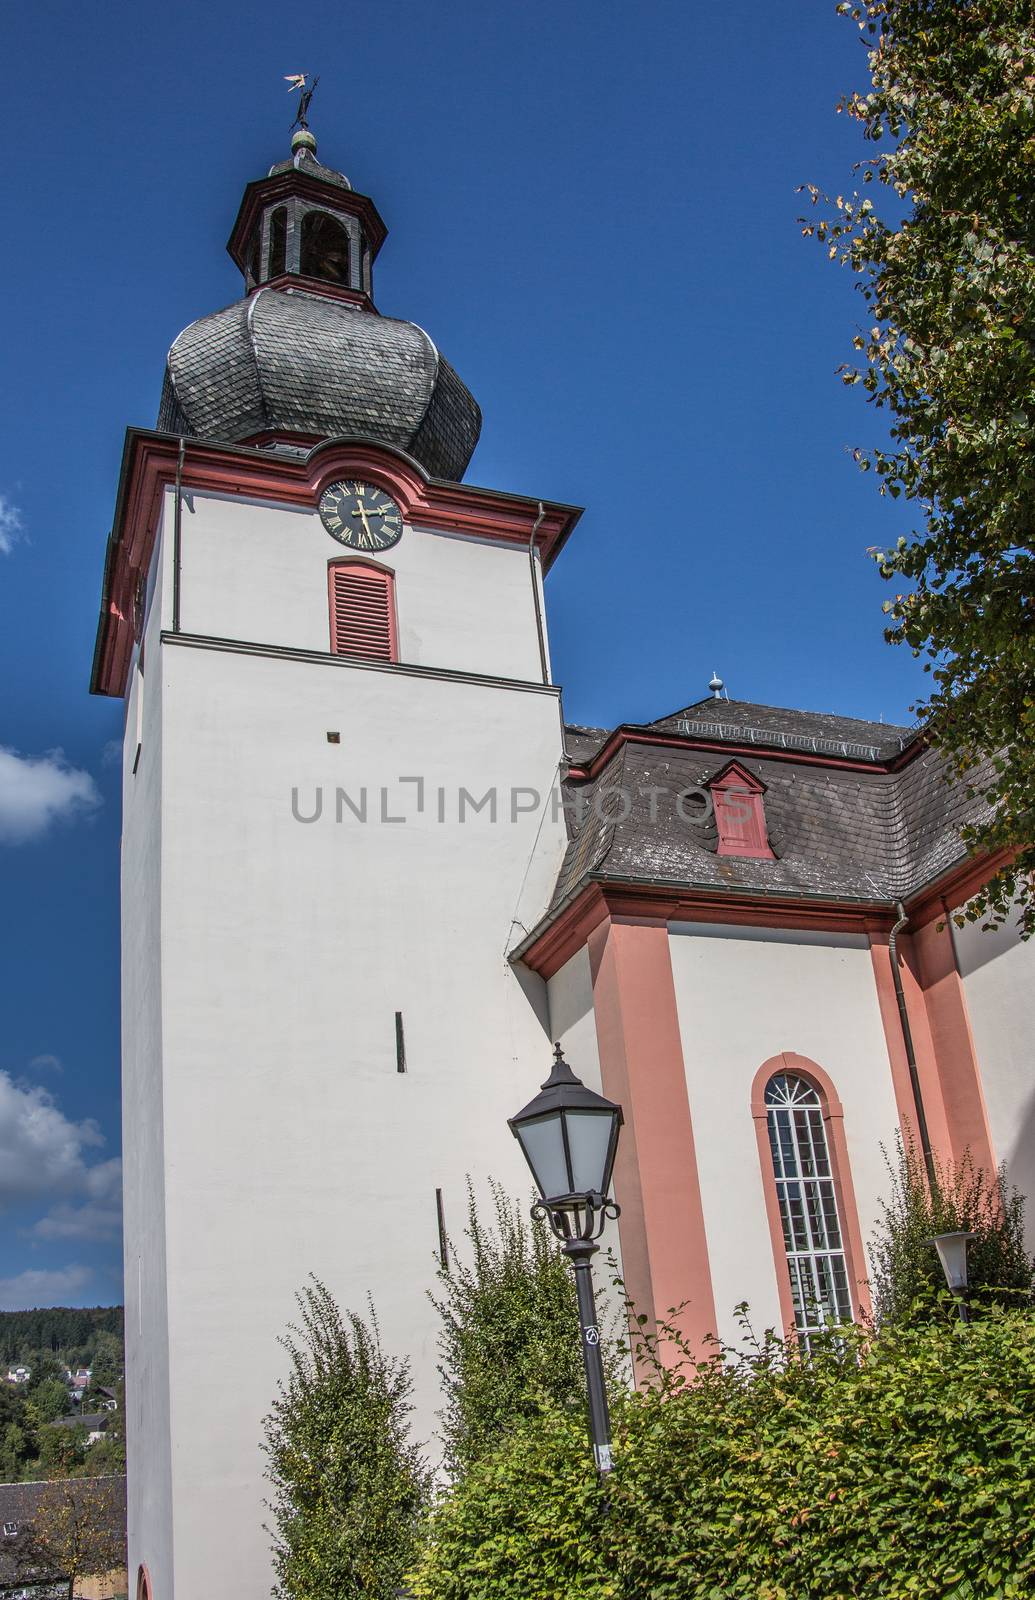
[547,947,602,1091]
[152,641,566,1599]
[668,923,902,1346]
[545,949,625,1337]
[120,539,174,1599]
[954,916,1035,1231]
[169,487,547,681]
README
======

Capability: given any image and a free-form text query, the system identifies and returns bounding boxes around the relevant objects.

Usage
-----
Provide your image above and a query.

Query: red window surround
[328,559,398,662]
[750,1053,871,1333]
[710,760,774,859]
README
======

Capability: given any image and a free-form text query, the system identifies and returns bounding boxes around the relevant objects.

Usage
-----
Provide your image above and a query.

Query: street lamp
[509,1043,623,1476]
[929,1231,975,1323]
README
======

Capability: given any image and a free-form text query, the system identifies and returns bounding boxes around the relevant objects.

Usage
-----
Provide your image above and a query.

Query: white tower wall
[120,488,567,1596]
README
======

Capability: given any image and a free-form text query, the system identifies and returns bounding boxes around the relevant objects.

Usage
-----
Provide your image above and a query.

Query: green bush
[263,1277,429,1600]
[410,1310,1035,1599]
[432,1181,619,1478]
[870,1135,1034,1325]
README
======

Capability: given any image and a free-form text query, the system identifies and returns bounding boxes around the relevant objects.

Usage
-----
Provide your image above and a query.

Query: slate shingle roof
[267,148,353,191]
[157,286,482,482]
[0,1476,126,1586]
[650,698,916,761]
[545,701,990,919]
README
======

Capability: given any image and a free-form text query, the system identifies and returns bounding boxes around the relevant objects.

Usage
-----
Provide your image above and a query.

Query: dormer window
[300,211,350,284]
[710,760,774,859]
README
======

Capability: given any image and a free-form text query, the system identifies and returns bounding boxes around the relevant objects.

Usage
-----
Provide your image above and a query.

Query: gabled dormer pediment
[708,760,774,859]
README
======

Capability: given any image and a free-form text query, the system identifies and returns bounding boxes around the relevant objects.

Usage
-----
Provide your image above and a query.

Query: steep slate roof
[0,1476,126,1586]
[649,698,917,761]
[158,287,482,482]
[544,700,991,920]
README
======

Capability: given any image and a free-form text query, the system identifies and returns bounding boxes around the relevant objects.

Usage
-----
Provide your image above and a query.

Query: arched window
[328,560,397,661]
[268,207,287,279]
[764,1071,853,1343]
[300,211,351,285]
[137,1566,154,1600]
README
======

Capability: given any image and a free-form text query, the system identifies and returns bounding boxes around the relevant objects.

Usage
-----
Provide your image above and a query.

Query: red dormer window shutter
[328,560,398,662]
[710,760,774,859]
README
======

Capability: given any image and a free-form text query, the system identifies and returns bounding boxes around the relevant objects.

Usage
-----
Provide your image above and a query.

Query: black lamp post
[509,1043,624,1476]
[929,1230,975,1323]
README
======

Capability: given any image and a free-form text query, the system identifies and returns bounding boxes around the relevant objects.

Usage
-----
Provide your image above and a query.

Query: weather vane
[285,73,319,132]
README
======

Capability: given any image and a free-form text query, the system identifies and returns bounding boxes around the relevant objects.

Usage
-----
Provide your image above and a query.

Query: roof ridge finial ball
[709,671,725,700]
[291,126,318,157]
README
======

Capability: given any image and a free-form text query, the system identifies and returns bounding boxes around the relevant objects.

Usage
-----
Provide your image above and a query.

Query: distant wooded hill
[0,1307,124,1365]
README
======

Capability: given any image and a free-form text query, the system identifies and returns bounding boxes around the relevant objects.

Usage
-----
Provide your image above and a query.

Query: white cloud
[0,493,23,556]
[0,1265,93,1312]
[0,1068,117,1203]
[0,747,102,844]
[32,1159,122,1243]
[101,740,122,769]
[29,1054,63,1075]
[0,1073,122,1247]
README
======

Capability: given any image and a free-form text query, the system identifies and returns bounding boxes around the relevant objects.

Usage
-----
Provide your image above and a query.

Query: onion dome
[156,128,481,481]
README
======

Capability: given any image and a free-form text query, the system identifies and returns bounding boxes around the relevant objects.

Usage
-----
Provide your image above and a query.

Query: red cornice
[513,848,1013,979]
[566,724,926,782]
[516,881,894,979]
[90,431,582,698]
[906,847,1016,923]
[227,174,388,271]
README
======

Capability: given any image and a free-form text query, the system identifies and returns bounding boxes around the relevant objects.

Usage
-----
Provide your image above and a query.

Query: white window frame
[765,1072,854,1344]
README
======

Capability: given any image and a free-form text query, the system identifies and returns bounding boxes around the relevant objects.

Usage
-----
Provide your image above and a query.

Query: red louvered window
[328,560,398,661]
[710,760,774,859]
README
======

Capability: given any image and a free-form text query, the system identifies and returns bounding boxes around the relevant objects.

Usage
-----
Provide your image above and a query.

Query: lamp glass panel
[932,1232,971,1291]
[516,1115,569,1202]
[564,1109,615,1196]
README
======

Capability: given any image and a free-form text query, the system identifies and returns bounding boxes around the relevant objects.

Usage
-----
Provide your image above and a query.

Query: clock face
[318,480,404,551]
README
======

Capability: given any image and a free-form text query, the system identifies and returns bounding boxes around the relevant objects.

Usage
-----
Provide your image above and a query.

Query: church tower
[92,122,579,1600]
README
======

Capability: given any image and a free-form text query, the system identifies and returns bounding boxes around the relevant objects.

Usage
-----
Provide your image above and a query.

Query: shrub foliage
[869,1136,1034,1324]
[263,1277,429,1600]
[410,1311,1035,1600]
[432,1181,612,1478]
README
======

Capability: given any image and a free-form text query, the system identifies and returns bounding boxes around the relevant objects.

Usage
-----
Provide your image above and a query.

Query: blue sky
[0,0,924,1309]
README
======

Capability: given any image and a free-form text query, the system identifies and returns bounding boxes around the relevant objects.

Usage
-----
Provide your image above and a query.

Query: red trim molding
[868,899,996,1173]
[750,1053,872,1332]
[91,431,582,697]
[588,917,717,1365]
[567,725,927,783]
[912,913,995,1171]
[519,880,893,980]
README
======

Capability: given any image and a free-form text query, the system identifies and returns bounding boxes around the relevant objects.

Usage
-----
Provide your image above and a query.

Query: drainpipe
[171,436,186,634]
[889,901,937,1189]
[528,501,549,686]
